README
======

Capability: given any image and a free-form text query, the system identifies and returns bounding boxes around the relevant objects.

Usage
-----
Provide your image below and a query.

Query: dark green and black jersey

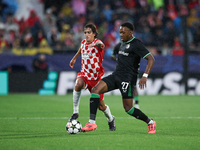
[112,37,150,77]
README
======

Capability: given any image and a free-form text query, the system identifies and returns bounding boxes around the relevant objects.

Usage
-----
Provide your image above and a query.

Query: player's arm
[111,43,120,61]
[88,40,105,49]
[69,47,81,69]
[138,53,155,89]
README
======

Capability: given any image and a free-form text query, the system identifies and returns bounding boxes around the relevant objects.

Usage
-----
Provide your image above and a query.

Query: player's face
[119,26,133,42]
[84,28,95,43]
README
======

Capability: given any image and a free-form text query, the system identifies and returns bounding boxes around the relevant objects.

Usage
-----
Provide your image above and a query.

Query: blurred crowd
[0,0,200,56]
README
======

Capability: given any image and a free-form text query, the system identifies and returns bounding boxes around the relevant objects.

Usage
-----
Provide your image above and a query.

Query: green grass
[0,94,200,150]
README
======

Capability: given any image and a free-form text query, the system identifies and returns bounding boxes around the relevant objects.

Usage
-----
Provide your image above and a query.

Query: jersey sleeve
[134,40,151,58]
[95,39,105,50]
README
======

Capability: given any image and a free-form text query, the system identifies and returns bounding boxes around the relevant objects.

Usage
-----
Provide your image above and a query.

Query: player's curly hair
[84,23,98,38]
[121,22,135,31]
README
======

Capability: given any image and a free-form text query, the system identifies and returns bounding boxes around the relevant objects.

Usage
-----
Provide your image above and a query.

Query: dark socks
[127,107,150,124]
[89,93,100,120]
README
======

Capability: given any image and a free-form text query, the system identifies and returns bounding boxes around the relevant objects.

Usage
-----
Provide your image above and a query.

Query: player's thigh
[101,74,117,92]
[117,76,137,99]
[91,80,108,94]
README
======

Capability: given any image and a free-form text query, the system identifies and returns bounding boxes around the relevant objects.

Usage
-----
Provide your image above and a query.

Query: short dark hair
[84,23,98,38]
[121,22,135,31]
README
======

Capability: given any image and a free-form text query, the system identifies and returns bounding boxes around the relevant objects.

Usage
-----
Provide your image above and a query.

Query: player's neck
[86,38,95,44]
[124,36,135,43]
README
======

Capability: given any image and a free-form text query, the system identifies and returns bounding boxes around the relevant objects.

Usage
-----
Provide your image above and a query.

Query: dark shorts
[102,73,137,99]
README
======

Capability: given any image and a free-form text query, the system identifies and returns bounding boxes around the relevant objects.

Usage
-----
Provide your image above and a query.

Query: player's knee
[75,82,84,91]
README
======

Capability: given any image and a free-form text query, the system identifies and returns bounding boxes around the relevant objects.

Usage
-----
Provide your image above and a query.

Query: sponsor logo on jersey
[118,51,129,56]
[82,52,92,58]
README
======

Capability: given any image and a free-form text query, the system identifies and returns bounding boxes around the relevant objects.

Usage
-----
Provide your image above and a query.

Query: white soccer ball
[66,120,82,134]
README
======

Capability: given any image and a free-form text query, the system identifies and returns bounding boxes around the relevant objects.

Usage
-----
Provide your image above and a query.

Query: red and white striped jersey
[79,38,105,80]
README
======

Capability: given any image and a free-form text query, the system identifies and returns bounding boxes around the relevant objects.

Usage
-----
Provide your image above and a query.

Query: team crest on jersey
[126,44,130,49]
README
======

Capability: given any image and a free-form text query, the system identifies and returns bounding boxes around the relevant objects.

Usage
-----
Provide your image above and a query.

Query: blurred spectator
[123,0,137,9]
[141,26,153,45]
[161,42,171,56]
[56,11,68,32]
[63,31,76,51]
[54,42,63,53]
[47,26,60,47]
[153,28,164,46]
[5,14,19,34]
[179,28,193,46]
[187,9,199,27]
[32,54,48,72]
[94,11,106,26]
[61,2,73,17]
[73,24,84,48]
[72,0,86,17]
[60,24,71,42]
[188,0,199,10]
[38,39,53,55]
[172,37,184,56]
[102,4,113,22]
[138,0,148,8]
[23,42,37,55]
[189,42,198,54]
[98,21,109,40]
[4,14,19,46]
[179,4,189,16]
[167,4,178,20]
[162,20,177,47]
[34,29,45,47]
[86,0,98,15]
[42,8,56,35]
[16,17,27,36]
[26,10,40,28]
[0,23,9,53]
[12,39,23,55]
[20,27,33,47]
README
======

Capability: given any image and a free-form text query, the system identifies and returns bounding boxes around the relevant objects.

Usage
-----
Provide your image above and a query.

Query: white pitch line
[0,117,200,120]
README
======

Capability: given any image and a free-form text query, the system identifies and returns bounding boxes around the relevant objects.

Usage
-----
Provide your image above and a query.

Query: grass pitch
[0,94,199,150]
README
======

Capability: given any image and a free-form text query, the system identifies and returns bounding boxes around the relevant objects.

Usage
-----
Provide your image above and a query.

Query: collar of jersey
[121,37,135,44]
[86,38,96,45]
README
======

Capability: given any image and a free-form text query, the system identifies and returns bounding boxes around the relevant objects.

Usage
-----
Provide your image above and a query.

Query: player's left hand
[138,77,147,89]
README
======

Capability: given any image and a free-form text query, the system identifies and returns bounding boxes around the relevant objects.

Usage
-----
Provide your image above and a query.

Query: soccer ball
[66,120,82,134]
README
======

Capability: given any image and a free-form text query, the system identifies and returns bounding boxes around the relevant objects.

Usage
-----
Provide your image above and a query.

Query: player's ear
[129,31,132,37]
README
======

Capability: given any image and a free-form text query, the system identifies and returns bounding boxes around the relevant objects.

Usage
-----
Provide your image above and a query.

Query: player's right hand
[69,59,76,68]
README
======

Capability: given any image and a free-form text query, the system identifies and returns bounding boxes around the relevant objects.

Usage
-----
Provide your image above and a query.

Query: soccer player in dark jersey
[111,46,140,109]
[82,22,156,134]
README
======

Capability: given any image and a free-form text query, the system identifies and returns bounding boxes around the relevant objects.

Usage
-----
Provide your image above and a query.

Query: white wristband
[143,73,148,78]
